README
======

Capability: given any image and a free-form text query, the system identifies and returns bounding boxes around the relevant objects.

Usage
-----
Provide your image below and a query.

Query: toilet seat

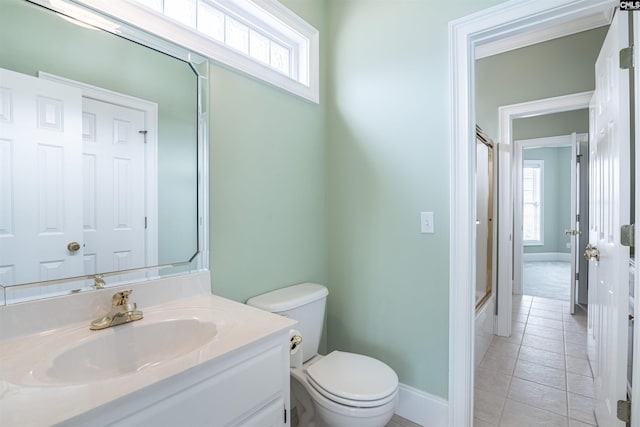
[305,351,398,408]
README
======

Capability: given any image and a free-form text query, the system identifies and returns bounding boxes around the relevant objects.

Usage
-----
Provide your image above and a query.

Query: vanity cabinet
[58,332,291,427]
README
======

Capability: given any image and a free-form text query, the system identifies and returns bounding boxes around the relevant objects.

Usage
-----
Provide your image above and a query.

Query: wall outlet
[421,212,434,234]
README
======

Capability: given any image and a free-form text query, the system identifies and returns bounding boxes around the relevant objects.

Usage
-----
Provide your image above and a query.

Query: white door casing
[512,133,582,314]
[0,68,83,287]
[589,10,631,426]
[449,1,617,425]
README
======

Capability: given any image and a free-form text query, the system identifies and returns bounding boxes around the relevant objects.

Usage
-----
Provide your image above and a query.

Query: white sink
[38,318,218,383]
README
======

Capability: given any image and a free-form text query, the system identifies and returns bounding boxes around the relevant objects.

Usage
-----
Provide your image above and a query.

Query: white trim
[632,14,640,425]
[523,252,572,262]
[497,95,591,333]
[448,2,615,425]
[70,0,320,103]
[38,71,159,269]
[474,9,611,59]
[513,133,587,295]
[395,383,448,427]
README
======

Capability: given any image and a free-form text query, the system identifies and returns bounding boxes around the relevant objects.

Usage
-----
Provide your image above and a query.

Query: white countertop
[0,272,296,426]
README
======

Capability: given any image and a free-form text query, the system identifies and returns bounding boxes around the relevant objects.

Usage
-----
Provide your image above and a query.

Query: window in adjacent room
[523,159,544,245]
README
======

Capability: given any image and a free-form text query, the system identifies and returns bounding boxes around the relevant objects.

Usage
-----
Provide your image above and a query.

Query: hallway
[474,295,593,426]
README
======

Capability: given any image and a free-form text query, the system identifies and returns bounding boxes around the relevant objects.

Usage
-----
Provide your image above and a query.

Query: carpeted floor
[522,261,570,301]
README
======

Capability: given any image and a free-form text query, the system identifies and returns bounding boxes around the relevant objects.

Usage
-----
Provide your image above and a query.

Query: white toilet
[246,283,398,427]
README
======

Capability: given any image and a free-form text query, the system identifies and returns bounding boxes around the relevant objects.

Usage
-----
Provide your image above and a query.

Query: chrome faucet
[90,290,143,330]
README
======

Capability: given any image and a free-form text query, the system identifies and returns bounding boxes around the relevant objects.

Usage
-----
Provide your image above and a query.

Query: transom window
[75,0,319,103]
[523,160,544,245]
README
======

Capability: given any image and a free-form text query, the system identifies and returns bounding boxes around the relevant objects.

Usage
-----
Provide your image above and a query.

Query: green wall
[208,0,328,304]
[326,0,506,398]
[476,27,607,139]
[514,109,589,141]
[523,147,573,254]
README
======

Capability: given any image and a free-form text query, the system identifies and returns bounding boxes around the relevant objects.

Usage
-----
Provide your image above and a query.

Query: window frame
[522,159,544,246]
[72,0,320,103]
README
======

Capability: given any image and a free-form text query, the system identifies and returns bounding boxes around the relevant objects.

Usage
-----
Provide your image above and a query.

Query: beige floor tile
[518,345,566,371]
[480,354,517,376]
[507,377,568,416]
[530,308,564,320]
[526,315,564,330]
[566,356,592,377]
[568,393,596,425]
[564,331,587,346]
[473,417,498,427]
[474,388,505,425]
[568,418,596,427]
[526,324,565,341]
[566,373,594,398]
[522,334,565,355]
[500,399,568,427]
[486,340,520,359]
[475,367,512,396]
[565,341,588,359]
[513,359,566,390]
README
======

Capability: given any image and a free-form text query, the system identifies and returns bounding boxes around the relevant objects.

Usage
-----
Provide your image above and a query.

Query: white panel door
[588,10,632,427]
[0,68,83,286]
[81,98,146,276]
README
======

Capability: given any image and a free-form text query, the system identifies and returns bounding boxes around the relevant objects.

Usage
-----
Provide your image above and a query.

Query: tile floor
[386,414,422,427]
[474,295,594,427]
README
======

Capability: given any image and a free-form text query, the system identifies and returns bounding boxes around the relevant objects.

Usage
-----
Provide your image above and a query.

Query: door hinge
[576,214,580,222]
[621,224,635,247]
[144,217,148,229]
[576,154,582,163]
[283,407,287,423]
[139,130,148,143]
[617,399,631,423]
[575,272,579,281]
[620,47,634,70]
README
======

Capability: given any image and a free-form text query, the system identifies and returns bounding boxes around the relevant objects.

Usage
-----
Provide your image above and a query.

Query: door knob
[67,241,81,252]
[564,229,582,236]
[583,244,600,261]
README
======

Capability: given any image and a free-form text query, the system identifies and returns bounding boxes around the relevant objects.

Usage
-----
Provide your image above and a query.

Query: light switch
[421,212,434,234]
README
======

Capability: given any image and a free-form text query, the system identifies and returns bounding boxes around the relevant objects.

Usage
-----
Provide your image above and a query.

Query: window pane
[226,17,249,54]
[270,41,290,75]
[165,0,196,27]
[249,29,270,64]
[198,1,225,42]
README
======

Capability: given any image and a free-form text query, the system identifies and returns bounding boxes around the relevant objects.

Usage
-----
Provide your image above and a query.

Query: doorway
[448,1,619,425]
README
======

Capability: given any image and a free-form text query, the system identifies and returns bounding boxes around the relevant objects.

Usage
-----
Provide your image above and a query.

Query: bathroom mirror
[0,0,208,304]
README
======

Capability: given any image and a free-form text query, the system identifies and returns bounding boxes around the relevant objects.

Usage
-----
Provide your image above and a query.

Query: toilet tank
[246,283,328,362]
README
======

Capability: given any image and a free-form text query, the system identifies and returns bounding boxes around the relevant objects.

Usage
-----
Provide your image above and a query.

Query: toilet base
[290,370,397,427]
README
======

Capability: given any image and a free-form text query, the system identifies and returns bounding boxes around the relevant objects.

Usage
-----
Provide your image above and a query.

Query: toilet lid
[305,351,398,404]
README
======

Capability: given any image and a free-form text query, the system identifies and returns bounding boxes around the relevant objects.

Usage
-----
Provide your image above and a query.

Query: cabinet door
[238,398,285,427]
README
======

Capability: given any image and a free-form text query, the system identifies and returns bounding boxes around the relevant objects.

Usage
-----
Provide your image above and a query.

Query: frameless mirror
[0,0,207,304]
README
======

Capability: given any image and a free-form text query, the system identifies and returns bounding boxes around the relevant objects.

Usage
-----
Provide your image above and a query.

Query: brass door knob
[584,244,600,261]
[67,241,81,252]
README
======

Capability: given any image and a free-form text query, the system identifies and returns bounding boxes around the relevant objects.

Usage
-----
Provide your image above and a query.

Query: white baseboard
[523,252,571,262]
[395,383,448,427]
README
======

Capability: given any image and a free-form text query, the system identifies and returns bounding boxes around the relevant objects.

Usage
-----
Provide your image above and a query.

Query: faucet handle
[112,290,133,306]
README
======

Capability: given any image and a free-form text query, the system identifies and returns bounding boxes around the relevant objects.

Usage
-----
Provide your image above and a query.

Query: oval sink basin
[37,318,217,384]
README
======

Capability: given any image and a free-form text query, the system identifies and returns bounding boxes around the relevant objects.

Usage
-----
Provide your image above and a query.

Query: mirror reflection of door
[0,67,150,299]
[0,68,84,286]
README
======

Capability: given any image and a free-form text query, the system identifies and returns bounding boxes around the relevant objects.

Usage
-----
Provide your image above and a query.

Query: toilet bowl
[246,283,399,427]
[291,351,398,427]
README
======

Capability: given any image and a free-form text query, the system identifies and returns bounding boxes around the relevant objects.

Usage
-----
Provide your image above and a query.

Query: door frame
[38,72,159,268]
[512,133,586,308]
[495,93,592,336]
[448,1,616,425]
